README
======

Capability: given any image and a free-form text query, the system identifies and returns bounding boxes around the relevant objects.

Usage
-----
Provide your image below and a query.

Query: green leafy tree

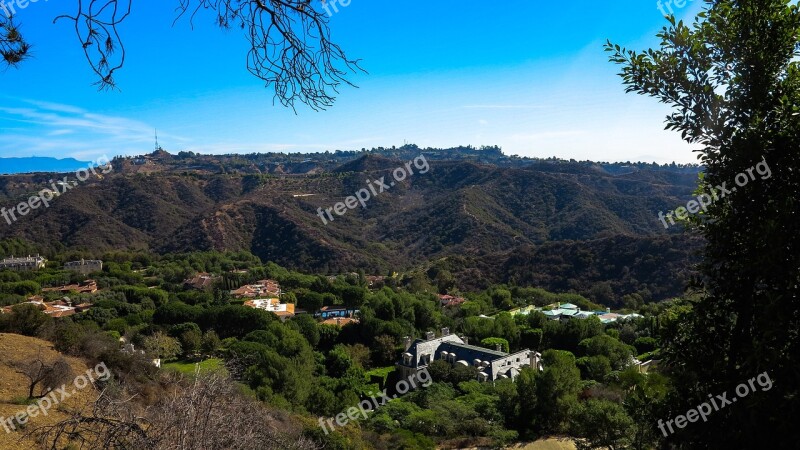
[0,303,51,336]
[481,337,510,353]
[576,355,612,382]
[170,323,202,357]
[571,399,634,450]
[515,367,539,438]
[427,360,453,383]
[200,330,221,355]
[142,331,182,361]
[533,350,581,434]
[578,334,634,371]
[287,314,320,347]
[371,334,398,366]
[606,1,800,446]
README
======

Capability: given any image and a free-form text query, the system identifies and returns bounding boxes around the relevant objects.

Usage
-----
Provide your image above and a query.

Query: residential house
[1,296,91,318]
[397,328,543,382]
[365,275,386,288]
[508,305,537,317]
[438,294,466,308]
[244,298,295,321]
[231,279,282,299]
[183,272,218,291]
[320,317,360,327]
[0,255,46,272]
[630,356,662,373]
[42,279,98,294]
[64,259,103,275]
[316,306,359,320]
[541,309,557,320]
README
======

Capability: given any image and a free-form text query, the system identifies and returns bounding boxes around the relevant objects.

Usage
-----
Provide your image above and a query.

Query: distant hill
[0,147,703,305]
[0,157,93,175]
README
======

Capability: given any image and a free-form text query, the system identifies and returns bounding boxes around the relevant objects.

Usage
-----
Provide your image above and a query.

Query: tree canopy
[607,0,800,446]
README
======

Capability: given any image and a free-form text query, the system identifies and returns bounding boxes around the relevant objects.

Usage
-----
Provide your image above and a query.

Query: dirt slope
[0,333,100,450]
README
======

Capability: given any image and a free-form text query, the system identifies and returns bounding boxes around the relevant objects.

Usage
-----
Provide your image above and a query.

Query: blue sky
[0,0,704,163]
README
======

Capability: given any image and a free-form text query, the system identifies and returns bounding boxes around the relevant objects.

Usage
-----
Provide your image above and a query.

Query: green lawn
[163,358,226,376]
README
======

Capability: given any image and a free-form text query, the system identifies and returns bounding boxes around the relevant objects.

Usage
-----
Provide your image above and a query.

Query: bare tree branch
[53,0,132,91]
[9,348,75,400]
[175,0,364,111]
[4,0,362,109]
[31,371,320,450]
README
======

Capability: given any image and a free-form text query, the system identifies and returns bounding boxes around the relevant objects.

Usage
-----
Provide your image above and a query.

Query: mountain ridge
[0,148,703,305]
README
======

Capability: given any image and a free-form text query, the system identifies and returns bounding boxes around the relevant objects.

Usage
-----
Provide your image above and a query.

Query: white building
[64,259,103,275]
[397,328,542,382]
[0,255,46,271]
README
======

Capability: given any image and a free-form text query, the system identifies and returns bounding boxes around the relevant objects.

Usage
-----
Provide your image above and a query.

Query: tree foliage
[607,0,800,446]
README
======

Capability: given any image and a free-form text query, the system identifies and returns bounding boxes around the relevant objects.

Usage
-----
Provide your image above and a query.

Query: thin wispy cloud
[0,99,184,160]
[462,104,546,110]
[0,98,380,160]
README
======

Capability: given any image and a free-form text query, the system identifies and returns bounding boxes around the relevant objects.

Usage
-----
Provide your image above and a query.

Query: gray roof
[440,341,507,360]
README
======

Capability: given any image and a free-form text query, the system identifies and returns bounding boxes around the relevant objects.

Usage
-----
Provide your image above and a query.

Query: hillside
[0,333,101,450]
[0,149,703,304]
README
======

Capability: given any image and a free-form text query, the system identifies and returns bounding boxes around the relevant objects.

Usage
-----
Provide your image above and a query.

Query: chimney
[606,307,611,313]
[495,343,503,352]
[425,331,435,340]
[464,336,469,345]
[530,351,543,371]
[441,327,450,336]
[403,336,412,351]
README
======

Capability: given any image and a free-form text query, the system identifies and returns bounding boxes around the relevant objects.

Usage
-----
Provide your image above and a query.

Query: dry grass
[445,437,578,450]
[507,438,578,450]
[0,333,100,450]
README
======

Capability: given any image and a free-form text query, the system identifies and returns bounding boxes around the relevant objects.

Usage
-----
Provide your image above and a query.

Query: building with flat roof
[0,255,46,272]
[315,306,359,319]
[397,328,542,382]
[320,317,360,327]
[243,298,295,321]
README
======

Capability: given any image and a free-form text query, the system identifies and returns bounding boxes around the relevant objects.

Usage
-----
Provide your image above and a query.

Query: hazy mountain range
[0,157,94,175]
